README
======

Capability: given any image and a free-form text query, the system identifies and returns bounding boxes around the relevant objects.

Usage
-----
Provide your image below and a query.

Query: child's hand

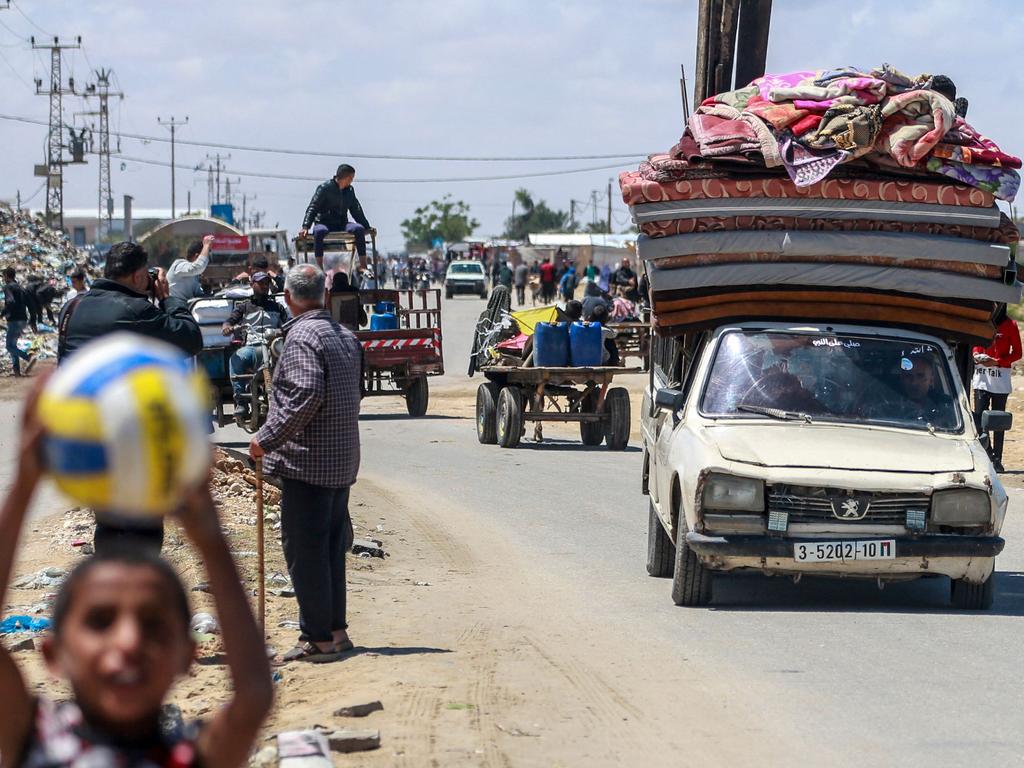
[176,476,223,547]
[17,372,50,488]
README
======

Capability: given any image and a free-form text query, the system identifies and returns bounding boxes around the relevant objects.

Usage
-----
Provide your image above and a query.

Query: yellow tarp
[510,305,558,335]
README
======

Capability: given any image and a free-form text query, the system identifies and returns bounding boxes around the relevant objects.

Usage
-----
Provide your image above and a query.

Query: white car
[642,322,1009,609]
[445,260,488,299]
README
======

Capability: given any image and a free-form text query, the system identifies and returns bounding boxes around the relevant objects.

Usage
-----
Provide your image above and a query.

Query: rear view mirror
[655,387,685,413]
[982,410,1013,433]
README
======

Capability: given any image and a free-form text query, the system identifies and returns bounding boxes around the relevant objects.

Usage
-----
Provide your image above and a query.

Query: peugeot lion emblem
[832,496,869,521]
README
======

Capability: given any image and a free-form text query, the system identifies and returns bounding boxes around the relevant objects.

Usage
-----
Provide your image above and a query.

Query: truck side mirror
[655,387,685,414]
[982,410,1013,433]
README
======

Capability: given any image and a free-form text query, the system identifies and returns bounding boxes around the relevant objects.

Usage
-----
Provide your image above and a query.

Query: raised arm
[177,483,272,768]
[0,378,47,760]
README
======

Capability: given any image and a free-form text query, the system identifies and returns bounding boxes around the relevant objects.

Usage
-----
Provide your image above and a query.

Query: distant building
[35,208,175,247]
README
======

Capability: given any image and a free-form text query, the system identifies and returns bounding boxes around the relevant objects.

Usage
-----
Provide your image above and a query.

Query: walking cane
[255,456,266,635]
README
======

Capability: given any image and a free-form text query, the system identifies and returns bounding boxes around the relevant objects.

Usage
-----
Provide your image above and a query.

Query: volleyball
[37,333,212,518]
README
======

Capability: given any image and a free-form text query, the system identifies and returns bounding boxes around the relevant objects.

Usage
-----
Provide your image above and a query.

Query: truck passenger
[972,306,1022,471]
[297,164,371,270]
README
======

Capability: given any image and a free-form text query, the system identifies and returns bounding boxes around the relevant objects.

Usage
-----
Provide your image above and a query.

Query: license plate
[793,539,896,563]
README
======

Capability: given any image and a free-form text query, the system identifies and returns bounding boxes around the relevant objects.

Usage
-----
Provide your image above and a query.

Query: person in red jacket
[972,305,1022,472]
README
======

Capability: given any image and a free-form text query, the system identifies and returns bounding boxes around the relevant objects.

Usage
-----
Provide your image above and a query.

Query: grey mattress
[636,230,1011,267]
[630,197,1002,228]
[646,260,1023,304]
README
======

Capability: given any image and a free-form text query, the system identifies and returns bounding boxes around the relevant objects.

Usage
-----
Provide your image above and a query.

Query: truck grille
[769,488,929,526]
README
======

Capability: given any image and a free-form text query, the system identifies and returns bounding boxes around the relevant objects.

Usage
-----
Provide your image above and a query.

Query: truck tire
[446,288,453,300]
[647,501,675,578]
[671,518,712,606]
[950,573,995,610]
[496,386,524,448]
[480,289,489,300]
[405,375,429,417]
[476,382,501,444]
[579,390,604,446]
[604,387,631,450]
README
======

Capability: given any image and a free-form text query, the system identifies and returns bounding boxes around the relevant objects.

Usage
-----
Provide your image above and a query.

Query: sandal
[335,638,354,653]
[272,641,343,666]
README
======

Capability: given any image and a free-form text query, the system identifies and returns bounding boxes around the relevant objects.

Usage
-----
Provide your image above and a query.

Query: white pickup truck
[642,322,1010,609]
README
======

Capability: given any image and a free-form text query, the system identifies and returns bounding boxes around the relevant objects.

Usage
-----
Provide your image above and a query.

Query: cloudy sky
[1,0,1022,251]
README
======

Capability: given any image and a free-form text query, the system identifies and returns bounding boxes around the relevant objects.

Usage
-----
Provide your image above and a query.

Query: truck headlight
[931,489,991,526]
[702,473,765,512]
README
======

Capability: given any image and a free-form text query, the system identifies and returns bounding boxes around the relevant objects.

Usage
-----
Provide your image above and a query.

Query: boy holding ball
[0,378,272,766]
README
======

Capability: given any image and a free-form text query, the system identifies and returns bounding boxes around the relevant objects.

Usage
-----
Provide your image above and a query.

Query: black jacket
[59,278,203,361]
[302,180,370,231]
[2,282,28,321]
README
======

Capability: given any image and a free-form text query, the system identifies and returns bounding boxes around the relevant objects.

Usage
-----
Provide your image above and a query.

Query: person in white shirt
[62,268,88,305]
[167,234,214,301]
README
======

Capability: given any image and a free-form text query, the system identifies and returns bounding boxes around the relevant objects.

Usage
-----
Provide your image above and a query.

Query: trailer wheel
[405,375,429,417]
[496,386,524,448]
[476,382,501,444]
[647,501,675,578]
[950,572,995,610]
[579,389,604,446]
[604,387,631,450]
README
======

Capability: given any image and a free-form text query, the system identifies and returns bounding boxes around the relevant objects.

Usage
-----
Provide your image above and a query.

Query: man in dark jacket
[60,241,203,361]
[58,241,203,556]
[2,268,36,376]
[297,164,371,269]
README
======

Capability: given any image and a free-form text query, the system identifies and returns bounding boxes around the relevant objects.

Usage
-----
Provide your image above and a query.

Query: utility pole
[32,35,82,231]
[606,179,612,234]
[590,190,598,228]
[157,115,188,218]
[569,200,576,232]
[82,69,123,242]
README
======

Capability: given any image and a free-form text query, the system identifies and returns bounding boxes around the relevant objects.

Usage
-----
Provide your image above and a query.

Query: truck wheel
[579,390,604,446]
[647,501,675,578]
[950,572,995,610]
[476,382,501,444]
[446,289,453,300]
[604,387,631,450]
[671,518,712,606]
[480,289,489,300]
[496,386,523,448]
[405,375,429,417]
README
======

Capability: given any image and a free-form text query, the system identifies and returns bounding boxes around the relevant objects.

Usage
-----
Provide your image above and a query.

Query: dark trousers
[280,479,353,643]
[515,285,526,305]
[973,389,1010,461]
[94,518,164,556]
[312,222,367,261]
[5,320,31,374]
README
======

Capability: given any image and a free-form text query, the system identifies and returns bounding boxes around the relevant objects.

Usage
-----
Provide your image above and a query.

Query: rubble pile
[0,204,83,279]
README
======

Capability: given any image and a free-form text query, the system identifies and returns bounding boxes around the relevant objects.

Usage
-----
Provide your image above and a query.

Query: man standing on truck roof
[297,164,371,270]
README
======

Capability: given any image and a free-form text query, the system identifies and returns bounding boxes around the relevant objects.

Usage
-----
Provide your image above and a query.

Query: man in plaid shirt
[250,263,362,664]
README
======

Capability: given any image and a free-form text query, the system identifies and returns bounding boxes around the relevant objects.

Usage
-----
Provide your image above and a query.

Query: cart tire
[246,373,265,434]
[950,572,995,610]
[672,515,712,607]
[446,289,453,300]
[405,375,429,417]
[579,390,604,446]
[476,382,500,444]
[480,290,488,300]
[647,501,675,578]
[604,387,631,450]
[496,386,523,448]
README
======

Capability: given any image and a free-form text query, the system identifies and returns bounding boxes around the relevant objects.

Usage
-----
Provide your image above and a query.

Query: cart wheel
[604,387,631,450]
[446,290,453,300]
[476,382,501,444]
[579,389,604,446]
[405,375,429,417]
[496,387,523,448]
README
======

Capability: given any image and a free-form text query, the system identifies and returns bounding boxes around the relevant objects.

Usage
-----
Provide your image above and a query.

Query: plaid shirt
[257,309,361,487]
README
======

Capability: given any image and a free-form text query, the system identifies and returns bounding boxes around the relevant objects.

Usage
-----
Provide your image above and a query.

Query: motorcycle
[231,322,285,433]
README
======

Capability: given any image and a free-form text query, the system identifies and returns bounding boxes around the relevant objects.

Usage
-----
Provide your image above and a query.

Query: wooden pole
[694,0,717,105]
[734,0,772,88]
[255,456,265,634]
[715,0,741,95]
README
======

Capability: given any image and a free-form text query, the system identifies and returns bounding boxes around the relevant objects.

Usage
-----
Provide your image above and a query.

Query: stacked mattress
[622,65,1022,342]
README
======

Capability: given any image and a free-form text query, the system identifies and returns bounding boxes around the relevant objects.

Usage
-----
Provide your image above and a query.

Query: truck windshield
[700,330,962,432]
[449,263,483,274]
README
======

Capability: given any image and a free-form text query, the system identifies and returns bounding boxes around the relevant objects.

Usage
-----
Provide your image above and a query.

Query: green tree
[401,195,479,251]
[503,189,568,240]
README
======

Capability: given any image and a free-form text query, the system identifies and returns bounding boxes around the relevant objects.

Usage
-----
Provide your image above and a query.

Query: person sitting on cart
[221,272,289,423]
[297,164,371,270]
[330,271,368,329]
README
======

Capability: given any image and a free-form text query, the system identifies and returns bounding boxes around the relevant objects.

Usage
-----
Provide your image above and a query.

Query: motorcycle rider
[222,272,289,423]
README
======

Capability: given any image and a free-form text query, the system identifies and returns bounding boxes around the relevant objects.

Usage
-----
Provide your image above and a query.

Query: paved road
[215,292,1024,766]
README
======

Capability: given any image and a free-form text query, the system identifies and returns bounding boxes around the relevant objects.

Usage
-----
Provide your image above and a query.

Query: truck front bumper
[685,532,1003,583]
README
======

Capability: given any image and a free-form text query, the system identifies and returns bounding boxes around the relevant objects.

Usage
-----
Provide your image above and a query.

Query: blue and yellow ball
[38,333,212,518]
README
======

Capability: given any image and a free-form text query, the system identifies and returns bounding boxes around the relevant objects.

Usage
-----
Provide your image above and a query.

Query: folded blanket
[878,89,956,167]
[926,158,1020,202]
[695,104,783,167]
[931,118,1022,169]
[771,76,888,110]
[688,112,760,157]
[804,104,884,157]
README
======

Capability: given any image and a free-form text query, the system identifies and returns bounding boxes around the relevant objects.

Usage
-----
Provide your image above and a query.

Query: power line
[0,44,29,87]
[0,112,645,163]
[111,152,632,184]
[12,1,52,36]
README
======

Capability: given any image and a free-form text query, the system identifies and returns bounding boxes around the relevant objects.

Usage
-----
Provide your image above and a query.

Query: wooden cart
[609,320,651,370]
[475,365,638,449]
